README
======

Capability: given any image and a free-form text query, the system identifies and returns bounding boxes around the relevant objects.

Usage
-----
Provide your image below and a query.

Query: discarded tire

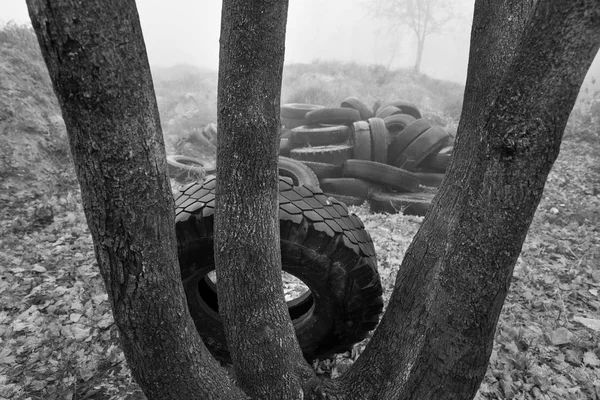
[281,103,324,119]
[367,117,388,164]
[380,100,422,119]
[369,192,434,216]
[375,105,403,119]
[278,156,320,187]
[320,178,379,200]
[384,114,417,134]
[299,161,343,179]
[343,159,421,193]
[341,97,373,120]
[167,155,215,181]
[290,143,354,165]
[387,118,432,167]
[305,107,361,125]
[291,124,350,146]
[352,121,372,161]
[175,176,384,362]
[421,146,453,172]
[393,126,450,172]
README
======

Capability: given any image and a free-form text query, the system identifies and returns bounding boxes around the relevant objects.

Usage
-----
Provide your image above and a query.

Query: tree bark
[337,1,600,399]
[25,1,246,399]
[216,1,316,398]
[413,36,425,73]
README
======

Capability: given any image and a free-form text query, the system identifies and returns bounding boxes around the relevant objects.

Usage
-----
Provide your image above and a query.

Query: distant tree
[27,0,599,399]
[372,0,461,73]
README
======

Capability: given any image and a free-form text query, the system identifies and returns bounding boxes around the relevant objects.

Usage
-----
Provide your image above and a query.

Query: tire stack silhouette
[280,97,455,216]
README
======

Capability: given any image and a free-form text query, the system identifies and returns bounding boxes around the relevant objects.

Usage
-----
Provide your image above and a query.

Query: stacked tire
[280,98,455,216]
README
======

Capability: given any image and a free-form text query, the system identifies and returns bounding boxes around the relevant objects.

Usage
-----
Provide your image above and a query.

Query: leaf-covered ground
[1,133,598,399]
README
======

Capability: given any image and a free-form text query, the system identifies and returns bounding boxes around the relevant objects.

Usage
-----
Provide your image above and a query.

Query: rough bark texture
[26,1,246,399]
[337,0,600,399]
[216,1,315,398]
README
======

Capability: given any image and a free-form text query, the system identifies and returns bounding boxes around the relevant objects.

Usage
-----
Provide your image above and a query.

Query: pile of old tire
[175,175,384,362]
[279,98,454,216]
[166,155,216,182]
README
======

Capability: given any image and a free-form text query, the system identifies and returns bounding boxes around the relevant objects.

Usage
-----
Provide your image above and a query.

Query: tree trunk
[335,1,600,398]
[25,1,246,399]
[216,0,316,398]
[413,35,425,73]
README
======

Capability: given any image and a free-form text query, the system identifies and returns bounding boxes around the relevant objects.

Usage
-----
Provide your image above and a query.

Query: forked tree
[26,0,599,399]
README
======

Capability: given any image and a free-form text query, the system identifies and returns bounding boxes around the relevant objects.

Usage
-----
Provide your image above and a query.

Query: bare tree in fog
[372,0,460,73]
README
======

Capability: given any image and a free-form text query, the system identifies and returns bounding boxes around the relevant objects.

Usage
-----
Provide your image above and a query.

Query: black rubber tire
[175,176,383,362]
[291,125,350,146]
[420,146,453,172]
[380,100,422,119]
[368,118,388,164]
[343,159,421,193]
[352,121,372,161]
[369,192,434,216]
[167,155,215,181]
[305,108,361,126]
[299,161,343,179]
[387,118,432,166]
[320,178,379,200]
[393,126,450,171]
[340,97,374,120]
[282,117,307,129]
[281,103,324,119]
[414,172,445,188]
[290,144,354,165]
[278,156,320,187]
[375,105,403,119]
[324,193,365,207]
[384,114,417,134]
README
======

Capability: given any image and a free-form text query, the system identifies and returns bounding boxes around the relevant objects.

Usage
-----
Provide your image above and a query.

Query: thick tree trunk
[25,1,246,399]
[335,1,600,399]
[216,0,316,398]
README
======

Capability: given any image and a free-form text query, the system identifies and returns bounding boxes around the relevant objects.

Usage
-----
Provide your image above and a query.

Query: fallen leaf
[583,351,600,367]
[573,316,600,332]
[548,327,573,345]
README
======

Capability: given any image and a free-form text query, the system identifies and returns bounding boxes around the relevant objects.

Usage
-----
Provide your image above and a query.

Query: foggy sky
[2,0,599,87]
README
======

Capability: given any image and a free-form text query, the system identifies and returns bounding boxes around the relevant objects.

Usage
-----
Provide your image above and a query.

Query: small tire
[305,108,361,126]
[290,144,354,165]
[393,126,450,171]
[291,125,350,146]
[341,97,374,120]
[299,161,343,180]
[420,146,453,172]
[278,156,320,187]
[352,121,372,161]
[175,176,383,362]
[367,117,388,164]
[379,100,422,119]
[387,118,432,166]
[343,159,421,193]
[375,105,403,119]
[167,155,215,182]
[384,114,417,134]
[369,192,434,216]
[281,103,324,119]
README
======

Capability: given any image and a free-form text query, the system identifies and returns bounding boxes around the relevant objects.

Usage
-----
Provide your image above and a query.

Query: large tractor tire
[175,176,384,362]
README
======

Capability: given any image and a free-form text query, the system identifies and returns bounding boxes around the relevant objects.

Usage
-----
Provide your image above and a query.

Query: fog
[2,0,599,86]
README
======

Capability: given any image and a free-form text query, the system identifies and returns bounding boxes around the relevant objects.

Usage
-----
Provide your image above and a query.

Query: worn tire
[175,176,384,362]
[324,193,365,207]
[375,105,403,119]
[290,144,354,165]
[291,125,350,146]
[343,159,421,193]
[281,103,324,119]
[393,126,450,171]
[299,161,343,179]
[380,100,421,119]
[369,192,434,216]
[341,97,373,120]
[167,155,215,181]
[320,178,380,200]
[368,118,388,164]
[352,121,372,161]
[305,108,361,125]
[421,146,453,172]
[387,118,432,166]
[278,156,320,187]
[384,114,417,134]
